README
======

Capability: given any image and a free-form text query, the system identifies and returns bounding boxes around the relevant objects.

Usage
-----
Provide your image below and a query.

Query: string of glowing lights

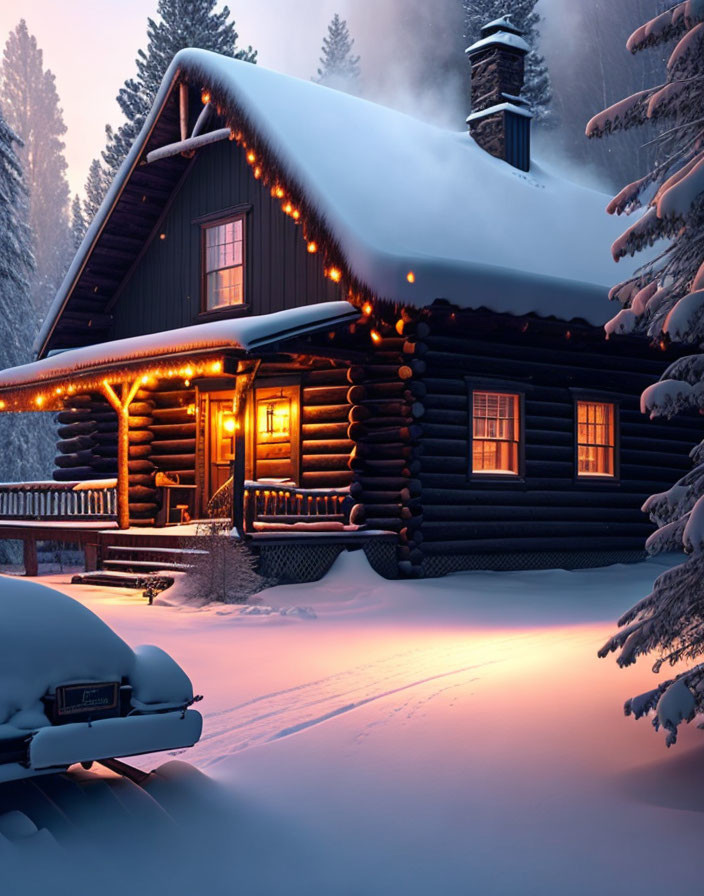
[0,79,425,414]
[0,357,224,413]
[198,81,417,340]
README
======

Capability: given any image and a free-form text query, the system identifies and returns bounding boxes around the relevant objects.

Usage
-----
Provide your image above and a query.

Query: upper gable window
[203,217,245,310]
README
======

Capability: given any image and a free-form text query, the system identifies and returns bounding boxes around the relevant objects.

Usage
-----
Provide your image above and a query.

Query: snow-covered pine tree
[70,194,86,251]
[586,1,704,746]
[0,109,54,516]
[0,19,71,316]
[182,522,269,603]
[103,0,256,183]
[314,14,361,91]
[463,1,551,124]
[82,158,111,224]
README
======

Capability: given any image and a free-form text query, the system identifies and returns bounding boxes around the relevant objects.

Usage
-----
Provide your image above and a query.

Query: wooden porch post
[230,364,259,538]
[102,378,142,530]
[231,398,247,538]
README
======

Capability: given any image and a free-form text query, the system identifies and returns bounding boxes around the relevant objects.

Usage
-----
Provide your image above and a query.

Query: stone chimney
[465,15,532,172]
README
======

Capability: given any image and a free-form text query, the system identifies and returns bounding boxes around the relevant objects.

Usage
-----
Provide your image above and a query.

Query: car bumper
[0,710,202,783]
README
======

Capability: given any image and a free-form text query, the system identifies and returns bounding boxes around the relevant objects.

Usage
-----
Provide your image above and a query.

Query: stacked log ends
[127,389,157,524]
[147,380,197,522]
[53,392,115,482]
[347,316,427,577]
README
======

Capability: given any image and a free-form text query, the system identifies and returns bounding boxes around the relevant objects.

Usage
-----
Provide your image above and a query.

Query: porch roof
[0,301,358,411]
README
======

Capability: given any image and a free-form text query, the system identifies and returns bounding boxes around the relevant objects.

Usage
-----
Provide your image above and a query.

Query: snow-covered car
[0,578,202,783]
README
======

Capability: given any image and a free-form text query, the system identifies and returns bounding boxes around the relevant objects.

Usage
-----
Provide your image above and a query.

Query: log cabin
[0,17,698,580]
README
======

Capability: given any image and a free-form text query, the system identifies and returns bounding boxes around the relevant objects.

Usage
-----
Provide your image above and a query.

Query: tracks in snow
[188,643,496,766]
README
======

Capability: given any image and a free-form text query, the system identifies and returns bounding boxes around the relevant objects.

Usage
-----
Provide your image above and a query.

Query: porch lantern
[258,396,291,442]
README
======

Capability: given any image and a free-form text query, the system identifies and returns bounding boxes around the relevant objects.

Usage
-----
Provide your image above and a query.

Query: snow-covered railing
[244,482,352,528]
[207,478,352,529]
[0,480,117,521]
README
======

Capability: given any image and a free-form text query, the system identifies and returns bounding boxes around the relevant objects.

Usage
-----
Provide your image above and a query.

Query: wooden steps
[71,571,174,589]
[102,559,192,572]
[99,541,210,574]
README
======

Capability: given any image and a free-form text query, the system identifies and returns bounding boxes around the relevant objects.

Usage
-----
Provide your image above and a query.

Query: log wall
[414,311,702,575]
[300,365,353,490]
[53,392,117,483]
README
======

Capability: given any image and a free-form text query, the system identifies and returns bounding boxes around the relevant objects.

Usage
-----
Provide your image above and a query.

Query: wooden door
[207,392,237,506]
[251,384,300,484]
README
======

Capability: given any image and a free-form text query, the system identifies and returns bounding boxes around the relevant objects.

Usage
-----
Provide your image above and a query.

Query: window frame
[571,391,621,484]
[197,205,251,318]
[466,379,526,481]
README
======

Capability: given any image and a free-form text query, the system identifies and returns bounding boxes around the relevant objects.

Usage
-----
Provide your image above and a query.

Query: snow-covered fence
[0,480,117,520]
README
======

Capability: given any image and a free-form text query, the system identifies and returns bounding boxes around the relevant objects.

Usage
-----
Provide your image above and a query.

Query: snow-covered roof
[2,302,357,397]
[38,50,626,355]
[465,30,530,55]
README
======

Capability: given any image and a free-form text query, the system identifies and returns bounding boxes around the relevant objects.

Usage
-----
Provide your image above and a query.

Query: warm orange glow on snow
[406,271,416,283]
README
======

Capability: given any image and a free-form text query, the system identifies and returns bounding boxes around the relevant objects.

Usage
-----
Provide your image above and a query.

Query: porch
[0,478,394,579]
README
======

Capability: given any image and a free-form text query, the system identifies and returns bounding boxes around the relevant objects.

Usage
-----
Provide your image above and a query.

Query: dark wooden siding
[109,138,341,340]
[300,366,353,490]
[414,312,701,574]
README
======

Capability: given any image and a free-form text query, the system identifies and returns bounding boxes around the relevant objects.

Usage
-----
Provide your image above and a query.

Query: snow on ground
[2,550,704,895]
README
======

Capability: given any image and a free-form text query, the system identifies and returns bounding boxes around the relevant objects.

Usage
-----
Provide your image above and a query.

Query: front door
[207,391,237,508]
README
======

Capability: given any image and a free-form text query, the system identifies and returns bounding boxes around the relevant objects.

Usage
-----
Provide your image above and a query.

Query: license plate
[55,682,119,718]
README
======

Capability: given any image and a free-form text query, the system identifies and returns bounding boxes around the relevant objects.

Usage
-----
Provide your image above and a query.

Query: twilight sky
[0,0,357,196]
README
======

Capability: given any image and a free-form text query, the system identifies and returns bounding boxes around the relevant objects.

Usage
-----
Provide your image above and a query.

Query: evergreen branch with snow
[591,1,704,746]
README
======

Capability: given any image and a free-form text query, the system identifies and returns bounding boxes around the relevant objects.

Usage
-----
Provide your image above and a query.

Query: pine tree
[103,0,256,181]
[183,522,269,603]
[463,2,552,124]
[70,194,86,250]
[0,109,54,522]
[82,158,111,224]
[314,14,361,91]
[587,2,704,746]
[0,19,70,316]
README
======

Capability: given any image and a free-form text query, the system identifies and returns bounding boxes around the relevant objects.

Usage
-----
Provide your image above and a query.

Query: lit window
[472,391,520,475]
[204,218,244,309]
[577,401,615,477]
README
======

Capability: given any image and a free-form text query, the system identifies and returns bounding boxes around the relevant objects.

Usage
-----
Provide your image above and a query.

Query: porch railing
[0,480,118,521]
[207,478,352,530]
[245,482,351,529]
